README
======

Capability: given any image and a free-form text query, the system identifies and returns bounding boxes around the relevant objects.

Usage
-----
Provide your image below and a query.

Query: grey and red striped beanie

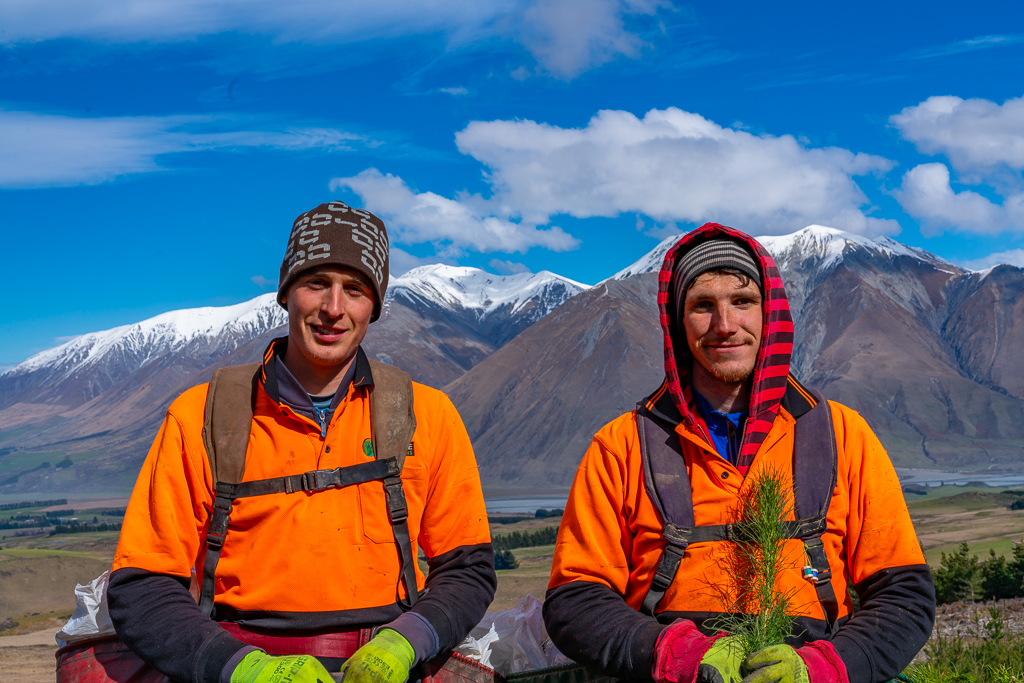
[672,237,762,307]
[278,201,390,321]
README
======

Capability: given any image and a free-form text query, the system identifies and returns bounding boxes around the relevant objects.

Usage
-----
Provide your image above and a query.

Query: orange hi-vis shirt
[548,395,925,624]
[113,349,491,621]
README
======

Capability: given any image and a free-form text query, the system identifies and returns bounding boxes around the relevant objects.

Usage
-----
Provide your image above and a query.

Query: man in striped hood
[544,224,935,683]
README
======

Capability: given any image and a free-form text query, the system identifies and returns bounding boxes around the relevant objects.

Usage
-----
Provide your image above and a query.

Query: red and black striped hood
[657,222,794,469]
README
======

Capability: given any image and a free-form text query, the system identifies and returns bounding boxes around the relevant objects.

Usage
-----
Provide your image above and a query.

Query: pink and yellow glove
[652,619,743,683]
[340,628,416,683]
[230,651,333,683]
[742,642,849,683]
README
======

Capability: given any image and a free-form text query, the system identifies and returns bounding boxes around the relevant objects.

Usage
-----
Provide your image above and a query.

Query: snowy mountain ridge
[4,265,590,382]
[0,227,972,384]
[7,293,287,379]
[390,264,590,319]
[608,225,959,282]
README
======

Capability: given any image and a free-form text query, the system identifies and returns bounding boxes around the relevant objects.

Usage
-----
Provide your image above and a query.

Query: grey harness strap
[197,360,418,618]
[637,379,840,635]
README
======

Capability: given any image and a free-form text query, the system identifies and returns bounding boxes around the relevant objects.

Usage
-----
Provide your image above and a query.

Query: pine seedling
[711,465,800,657]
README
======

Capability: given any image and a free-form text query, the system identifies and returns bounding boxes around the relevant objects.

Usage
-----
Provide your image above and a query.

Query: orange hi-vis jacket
[546,381,929,658]
[543,224,935,683]
[110,341,494,683]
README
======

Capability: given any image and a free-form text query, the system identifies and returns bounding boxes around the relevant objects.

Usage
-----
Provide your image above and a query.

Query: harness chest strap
[198,360,419,619]
[636,379,840,636]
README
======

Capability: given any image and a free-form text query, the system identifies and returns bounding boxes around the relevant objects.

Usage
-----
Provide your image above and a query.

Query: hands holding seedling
[653,620,848,683]
[741,642,849,683]
[741,645,809,683]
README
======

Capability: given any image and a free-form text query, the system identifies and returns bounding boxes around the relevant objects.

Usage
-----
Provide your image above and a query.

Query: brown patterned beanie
[278,201,390,321]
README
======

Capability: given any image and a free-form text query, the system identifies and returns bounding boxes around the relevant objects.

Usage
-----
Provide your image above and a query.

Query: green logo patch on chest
[362,438,374,458]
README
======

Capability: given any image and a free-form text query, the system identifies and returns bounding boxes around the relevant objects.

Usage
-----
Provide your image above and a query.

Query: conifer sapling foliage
[712,466,800,657]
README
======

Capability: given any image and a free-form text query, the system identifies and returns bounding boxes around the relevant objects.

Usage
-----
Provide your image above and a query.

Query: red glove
[794,641,850,683]
[652,619,728,683]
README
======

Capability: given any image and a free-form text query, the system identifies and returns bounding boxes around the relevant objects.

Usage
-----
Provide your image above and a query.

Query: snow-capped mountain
[392,265,589,322]
[758,225,955,274]
[0,294,287,413]
[604,232,682,282]
[1,266,588,403]
[607,225,957,283]
[363,265,589,388]
[5,294,287,386]
[386,265,589,349]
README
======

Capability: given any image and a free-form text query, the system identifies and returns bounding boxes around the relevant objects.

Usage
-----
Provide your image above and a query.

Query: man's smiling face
[682,271,763,385]
[281,265,375,387]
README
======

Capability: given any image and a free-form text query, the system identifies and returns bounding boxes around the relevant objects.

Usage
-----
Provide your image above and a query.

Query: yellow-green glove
[231,650,333,683]
[697,636,744,683]
[742,645,809,683]
[340,628,415,683]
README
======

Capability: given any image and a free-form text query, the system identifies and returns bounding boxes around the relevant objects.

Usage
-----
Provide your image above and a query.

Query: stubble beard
[694,337,757,384]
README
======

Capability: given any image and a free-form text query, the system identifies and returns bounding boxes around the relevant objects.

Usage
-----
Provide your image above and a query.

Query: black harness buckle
[301,469,338,492]
[384,477,409,524]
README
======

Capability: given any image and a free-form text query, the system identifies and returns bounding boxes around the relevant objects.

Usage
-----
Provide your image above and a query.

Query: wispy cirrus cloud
[0,0,668,79]
[897,34,1024,61]
[0,108,370,188]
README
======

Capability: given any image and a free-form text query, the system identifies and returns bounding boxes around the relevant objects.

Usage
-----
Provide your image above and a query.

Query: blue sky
[2,1,1024,365]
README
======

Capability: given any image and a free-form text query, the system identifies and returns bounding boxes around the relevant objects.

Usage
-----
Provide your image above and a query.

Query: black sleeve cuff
[544,580,664,681]
[194,629,249,683]
[412,543,496,654]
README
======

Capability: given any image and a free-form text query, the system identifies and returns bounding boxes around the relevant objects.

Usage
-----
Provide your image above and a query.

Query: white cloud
[250,275,275,289]
[453,107,899,236]
[891,94,1024,234]
[0,109,367,188]
[330,168,580,254]
[488,258,531,274]
[507,0,667,79]
[959,248,1024,271]
[891,95,1024,179]
[894,163,1024,234]
[0,0,665,79]
[439,86,470,96]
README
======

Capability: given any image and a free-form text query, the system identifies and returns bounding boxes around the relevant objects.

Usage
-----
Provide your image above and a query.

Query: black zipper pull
[317,407,328,439]
[727,421,737,464]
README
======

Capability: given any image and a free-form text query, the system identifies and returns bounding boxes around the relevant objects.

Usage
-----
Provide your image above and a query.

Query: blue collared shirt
[692,390,747,464]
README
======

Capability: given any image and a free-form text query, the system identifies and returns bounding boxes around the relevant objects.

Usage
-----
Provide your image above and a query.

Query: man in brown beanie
[108,201,496,683]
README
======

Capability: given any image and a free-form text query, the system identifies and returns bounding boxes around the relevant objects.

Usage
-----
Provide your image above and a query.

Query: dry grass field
[905,487,1024,564]
[0,512,121,683]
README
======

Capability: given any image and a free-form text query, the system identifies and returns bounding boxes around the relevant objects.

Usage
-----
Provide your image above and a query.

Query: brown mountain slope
[362,295,497,389]
[943,266,1024,400]
[804,267,1024,469]
[444,274,663,488]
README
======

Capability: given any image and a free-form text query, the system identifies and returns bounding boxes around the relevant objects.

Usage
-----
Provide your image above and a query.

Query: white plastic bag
[455,594,572,675]
[56,569,117,648]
